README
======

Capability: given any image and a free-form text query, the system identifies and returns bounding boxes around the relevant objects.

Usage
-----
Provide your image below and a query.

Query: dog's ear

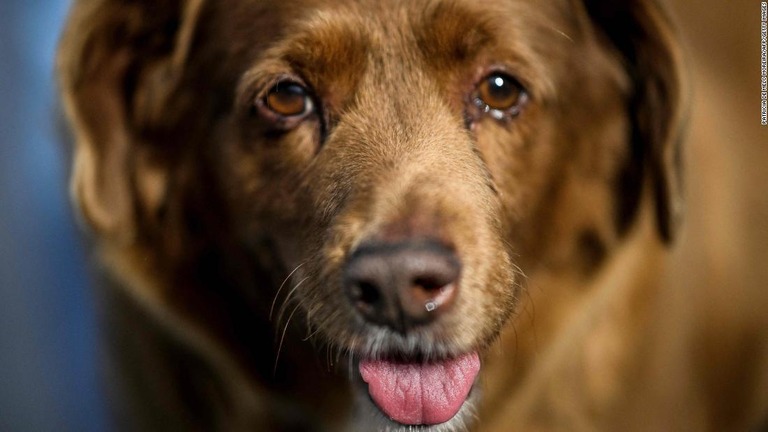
[57,0,206,241]
[583,0,686,244]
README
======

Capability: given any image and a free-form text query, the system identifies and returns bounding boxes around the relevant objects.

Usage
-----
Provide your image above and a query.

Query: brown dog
[57,0,767,430]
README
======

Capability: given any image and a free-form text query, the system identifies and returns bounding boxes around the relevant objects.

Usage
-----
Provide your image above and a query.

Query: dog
[57,0,768,430]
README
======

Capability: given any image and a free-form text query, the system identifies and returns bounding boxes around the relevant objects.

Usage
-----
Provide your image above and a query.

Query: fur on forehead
[230,0,590,111]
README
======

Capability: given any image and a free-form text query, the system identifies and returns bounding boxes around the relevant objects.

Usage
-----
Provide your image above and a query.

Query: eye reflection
[476,73,525,112]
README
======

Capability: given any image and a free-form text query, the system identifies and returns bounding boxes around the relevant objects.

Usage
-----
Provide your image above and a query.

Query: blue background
[0,0,107,430]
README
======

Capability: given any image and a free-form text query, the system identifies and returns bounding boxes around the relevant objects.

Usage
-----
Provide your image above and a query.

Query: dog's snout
[343,240,461,333]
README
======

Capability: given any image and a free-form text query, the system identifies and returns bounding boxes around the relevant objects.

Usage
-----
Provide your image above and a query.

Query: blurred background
[0,0,764,431]
[0,0,107,431]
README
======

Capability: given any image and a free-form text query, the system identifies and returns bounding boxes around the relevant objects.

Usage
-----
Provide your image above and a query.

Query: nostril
[413,276,447,293]
[352,281,381,306]
[409,274,457,314]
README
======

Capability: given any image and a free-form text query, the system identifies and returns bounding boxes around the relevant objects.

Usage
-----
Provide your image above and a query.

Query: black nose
[343,240,461,333]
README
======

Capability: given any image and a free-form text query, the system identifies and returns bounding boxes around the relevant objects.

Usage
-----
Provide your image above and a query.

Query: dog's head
[59,0,683,428]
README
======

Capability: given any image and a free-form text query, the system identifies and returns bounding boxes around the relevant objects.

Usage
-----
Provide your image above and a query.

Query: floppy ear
[583,0,686,244]
[57,0,206,242]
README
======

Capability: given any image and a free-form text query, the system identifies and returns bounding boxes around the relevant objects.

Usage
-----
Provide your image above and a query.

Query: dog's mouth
[356,351,481,426]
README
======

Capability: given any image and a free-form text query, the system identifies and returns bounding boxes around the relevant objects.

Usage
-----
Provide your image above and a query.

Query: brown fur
[57,0,768,430]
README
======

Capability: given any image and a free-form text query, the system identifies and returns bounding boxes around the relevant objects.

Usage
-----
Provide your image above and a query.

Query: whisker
[274,302,302,374]
[302,326,323,342]
[553,27,574,42]
[326,342,334,371]
[270,262,306,321]
[275,276,311,330]
[302,304,318,341]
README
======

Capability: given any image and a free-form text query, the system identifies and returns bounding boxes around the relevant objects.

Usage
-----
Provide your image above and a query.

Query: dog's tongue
[359,352,480,425]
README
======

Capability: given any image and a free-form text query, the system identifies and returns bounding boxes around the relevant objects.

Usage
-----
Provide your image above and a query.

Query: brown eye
[264,82,312,117]
[476,73,526,115]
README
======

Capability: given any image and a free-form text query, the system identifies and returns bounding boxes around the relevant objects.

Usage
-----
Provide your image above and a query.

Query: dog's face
[59,0,682,429]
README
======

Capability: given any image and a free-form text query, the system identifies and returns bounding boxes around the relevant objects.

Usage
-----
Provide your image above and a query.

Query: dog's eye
[264,82,312,117]
[475,73,527,117]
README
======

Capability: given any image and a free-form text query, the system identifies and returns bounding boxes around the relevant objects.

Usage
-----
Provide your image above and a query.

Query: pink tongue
[359,352,480,425]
